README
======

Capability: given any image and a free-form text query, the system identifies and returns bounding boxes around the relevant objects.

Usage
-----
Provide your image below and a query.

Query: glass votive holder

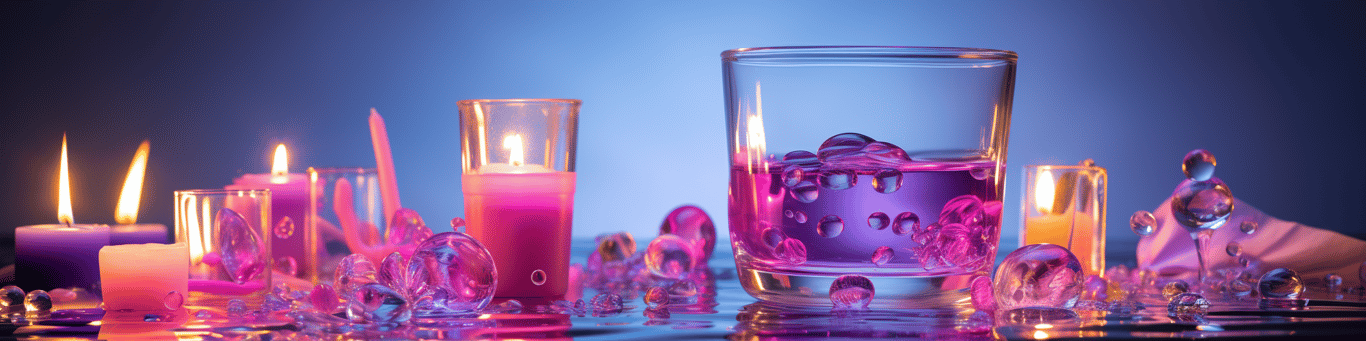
[307,167,387,283]
[1021,162,1107,276]
[98,243,189,312]
[174,189,272,307]
[458,99,580,298]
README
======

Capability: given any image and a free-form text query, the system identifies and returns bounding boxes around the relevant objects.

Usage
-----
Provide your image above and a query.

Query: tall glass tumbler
[458,99,580,298]
[174,189,272,307]
[724,46,1016,307]
[308,167,387,284]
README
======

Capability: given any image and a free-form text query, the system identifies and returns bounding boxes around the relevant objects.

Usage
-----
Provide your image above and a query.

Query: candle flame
[503,134,525,166]
[1034,168,1056,215]
[115,140,150,224]
[58,134,74,225]
[271,144,289,184]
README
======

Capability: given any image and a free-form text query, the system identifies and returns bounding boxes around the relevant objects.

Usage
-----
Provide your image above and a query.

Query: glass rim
[457,98,582,106]
[722,46,1017,62]
[1026,164,1107,173]
[173,188,271,196]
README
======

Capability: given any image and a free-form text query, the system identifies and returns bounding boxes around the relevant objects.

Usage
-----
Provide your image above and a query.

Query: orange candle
[1021,162,1107,276]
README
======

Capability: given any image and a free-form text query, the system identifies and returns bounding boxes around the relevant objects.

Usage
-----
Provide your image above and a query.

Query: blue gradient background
[2,1,1363,266]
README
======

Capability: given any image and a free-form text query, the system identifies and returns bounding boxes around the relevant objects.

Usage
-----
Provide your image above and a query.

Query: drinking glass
[724,46,1016,307]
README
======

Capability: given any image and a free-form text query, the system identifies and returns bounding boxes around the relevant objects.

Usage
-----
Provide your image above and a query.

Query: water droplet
[406,232,498,313]
[1170,177,1234,230]
[225,298,248,317]
[378,252,408,296]
[1167,292,1210,316]
[0,286,25,309]
[388,208,435,248]
[163,291,184,310]
[23,290,51,312]
[350,283,412,323]
[276,256,298,276]
[216,208,267,284]
[335,253,378,297]
[1259,268,1304,299]
[992,244,1084,310]
[450,217,466,229]
[782,150,820,166]
[818,169,857,190]
[309,284,340,313]
[1240,221,1258,234]
[590,293,624,315]
[761,227,786,248]
[970,275,996,312]
[484,299,523,314]
[1228,273,1255,296]
[867,212,889,230]
[871,246,894,265]
[774,238,807,265]
[1129,211,1157,236]
[782,166,805,187]
[1325,274,1344,292]
[794,211,808,223]
[869,169,903,193]
[1225,243,1242,257]
[783,210,793,218]
[1182,149,1217,181]
[596,232,638,262]
[1162,280,1190,300]
[970,167,991,180]
[194,309,213,319]
[644,287,670,309]
[789,180,819,203]
[659,205,716,261]
[531,269,547,285]
[644,235,696,280]
[817,133,875,160]
[274,216,295,239]
[891,212,920,236]
[829,275,874,310]
[817,215,844,238]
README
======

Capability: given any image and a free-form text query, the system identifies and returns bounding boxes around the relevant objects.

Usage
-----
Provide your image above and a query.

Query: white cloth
[1137,197,1366,288]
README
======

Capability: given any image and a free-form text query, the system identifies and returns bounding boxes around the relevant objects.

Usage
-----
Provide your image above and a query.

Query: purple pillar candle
[15,224,111,291]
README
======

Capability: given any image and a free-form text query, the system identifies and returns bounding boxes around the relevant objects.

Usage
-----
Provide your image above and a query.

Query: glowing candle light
[1021,163,1107,276]
[227,144,311,279]
[110,140,170,245]
[15,134,111,291]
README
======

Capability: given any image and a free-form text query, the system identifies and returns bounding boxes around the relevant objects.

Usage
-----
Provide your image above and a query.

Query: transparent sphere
[658,205,716,261]
[406,232,498,313]
[1181,149,1217,181]
[1166,292,1211,316]
[310,283,341,313]
[595,231,638,262]
[870,246,894,266]
[1258,268,1304,299]
[829,275,874,310]
[225,298,248,317]
[1130,211,1157,236]
[1162,280,1190,300]
[643,287,670,309]
[23,290,51,313]
[1170,177,1234,230]
[0,286,24,309]
[992,244,1084,310]
[644,234,696,280]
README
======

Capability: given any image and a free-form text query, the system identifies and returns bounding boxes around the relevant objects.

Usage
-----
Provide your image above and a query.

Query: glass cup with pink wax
[458,99,580,299]
[723,46,1017,308]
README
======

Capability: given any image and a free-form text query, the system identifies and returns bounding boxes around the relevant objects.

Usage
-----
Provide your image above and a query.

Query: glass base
[737,265,976,309]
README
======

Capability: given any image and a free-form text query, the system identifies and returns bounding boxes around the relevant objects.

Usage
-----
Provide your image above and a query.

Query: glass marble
[645,234,696,280]
[829,275,874,310]
[1258,268,1304,299]
[992,244,1083,310]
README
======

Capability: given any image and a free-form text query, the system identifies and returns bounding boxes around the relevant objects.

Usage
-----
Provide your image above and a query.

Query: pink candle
[463,170,575,298]
[226,144,312,279]
[98,243,189,311]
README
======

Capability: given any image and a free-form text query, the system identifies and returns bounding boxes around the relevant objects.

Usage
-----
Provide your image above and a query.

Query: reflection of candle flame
[116,140,150,224]
[58,133,74,225]
[1035,168,1055,215]
[504,134,525,166]
[744,81,767,172]
[271,144,289,184]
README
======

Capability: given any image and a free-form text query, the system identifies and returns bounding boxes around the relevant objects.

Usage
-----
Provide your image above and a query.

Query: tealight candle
[459,99,580,298]
[1021,161,1107,276]
[14,134,111,291]
[98,243,189,311]
[225,144,311,279]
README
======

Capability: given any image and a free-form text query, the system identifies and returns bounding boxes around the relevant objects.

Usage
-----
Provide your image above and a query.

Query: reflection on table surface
[3,238,1365,340]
